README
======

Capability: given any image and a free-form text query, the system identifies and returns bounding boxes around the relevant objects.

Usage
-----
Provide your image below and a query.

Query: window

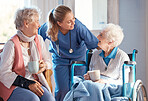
[75,0,107,30]
[0,0,30,45]
[0,0,60,49]
[0,0,119,44]
[63,0,119,36]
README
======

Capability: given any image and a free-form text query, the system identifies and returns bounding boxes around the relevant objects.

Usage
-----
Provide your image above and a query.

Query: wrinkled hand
[83,72,91,80]
[0,49,3,53]
[96,46,101,50]
[37,60,47,74]
[95,79,106,84]
[28,80,44,97]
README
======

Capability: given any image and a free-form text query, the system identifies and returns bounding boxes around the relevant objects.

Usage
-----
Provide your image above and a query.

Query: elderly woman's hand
[28,80,44,97]
[0,49,3,53]
[95,79,106,84]
[83,72,91,80]
[37,60,47,74]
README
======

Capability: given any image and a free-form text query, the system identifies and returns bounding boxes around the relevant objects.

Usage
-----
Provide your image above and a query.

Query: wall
[31,0,75,25]
[146,0,148,92]
[30,0,148,91]
[30,0,58,25]
[119,0,147,90]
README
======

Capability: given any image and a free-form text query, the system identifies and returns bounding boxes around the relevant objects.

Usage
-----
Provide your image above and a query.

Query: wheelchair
[122,49,147,101]
[70,49,148,101]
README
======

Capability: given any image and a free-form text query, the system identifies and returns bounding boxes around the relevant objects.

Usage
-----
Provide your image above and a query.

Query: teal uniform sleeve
[75,18,99,49]
[38,22,48,41]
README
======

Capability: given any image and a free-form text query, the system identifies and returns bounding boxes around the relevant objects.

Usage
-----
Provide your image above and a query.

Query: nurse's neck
[59,28,69,35]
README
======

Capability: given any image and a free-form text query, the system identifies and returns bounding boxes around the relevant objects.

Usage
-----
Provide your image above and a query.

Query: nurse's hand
[37,60,47,74]
[84,72,91,80]
[96,46,101,50]
[29,80,44,97]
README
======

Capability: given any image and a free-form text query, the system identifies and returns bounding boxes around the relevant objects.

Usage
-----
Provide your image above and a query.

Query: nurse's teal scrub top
[39,18,99,66]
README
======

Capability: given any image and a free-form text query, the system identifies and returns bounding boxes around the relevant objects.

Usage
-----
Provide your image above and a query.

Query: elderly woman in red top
[0,7,55,101]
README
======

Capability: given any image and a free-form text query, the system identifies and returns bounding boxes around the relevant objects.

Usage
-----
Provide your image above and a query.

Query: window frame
[63,0,119,36]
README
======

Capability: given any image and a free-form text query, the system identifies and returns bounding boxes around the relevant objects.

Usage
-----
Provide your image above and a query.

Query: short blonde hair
[14,7,40,30]
[103,23,124,47]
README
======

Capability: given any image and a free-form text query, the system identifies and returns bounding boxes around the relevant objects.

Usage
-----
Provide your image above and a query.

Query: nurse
[39,5,99,101]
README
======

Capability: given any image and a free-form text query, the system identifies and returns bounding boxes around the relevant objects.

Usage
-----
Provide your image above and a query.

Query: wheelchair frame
[71,49,148,101]
[122,49,148,101]
[70,50,91,87]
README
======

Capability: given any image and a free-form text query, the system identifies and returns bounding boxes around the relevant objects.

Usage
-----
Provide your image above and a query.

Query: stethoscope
[55,31,73,54]
[69,31,73,53]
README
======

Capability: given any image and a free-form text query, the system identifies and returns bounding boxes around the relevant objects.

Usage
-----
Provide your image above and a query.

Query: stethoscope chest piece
[69,48,73,53]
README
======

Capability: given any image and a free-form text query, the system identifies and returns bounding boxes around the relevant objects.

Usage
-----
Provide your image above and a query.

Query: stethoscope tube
[69,31,73,53]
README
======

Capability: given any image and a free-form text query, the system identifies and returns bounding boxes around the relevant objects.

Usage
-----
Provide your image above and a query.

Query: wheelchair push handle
[133,49,138,54]
[132,49,138,61]
[122,49,138,97]
[125,49,138,63]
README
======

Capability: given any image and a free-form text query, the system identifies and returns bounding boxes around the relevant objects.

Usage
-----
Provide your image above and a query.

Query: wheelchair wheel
[132,80,148,101]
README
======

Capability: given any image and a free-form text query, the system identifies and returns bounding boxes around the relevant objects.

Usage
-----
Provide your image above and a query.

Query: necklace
[19,39,30,49]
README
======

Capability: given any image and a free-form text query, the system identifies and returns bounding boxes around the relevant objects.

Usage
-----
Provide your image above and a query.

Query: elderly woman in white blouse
[84,23,130,85]
[0,7,55,101]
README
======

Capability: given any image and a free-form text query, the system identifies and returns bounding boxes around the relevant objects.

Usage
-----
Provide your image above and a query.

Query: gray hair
[103,23,124,47]
[14,7,40,30]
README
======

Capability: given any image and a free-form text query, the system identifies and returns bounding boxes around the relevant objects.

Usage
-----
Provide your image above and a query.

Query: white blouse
[0,35,52,89]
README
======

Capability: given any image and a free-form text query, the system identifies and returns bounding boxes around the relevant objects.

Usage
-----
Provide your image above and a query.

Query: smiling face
[97,30,110,51]
[24,15,41,37]
[57,11,75,34]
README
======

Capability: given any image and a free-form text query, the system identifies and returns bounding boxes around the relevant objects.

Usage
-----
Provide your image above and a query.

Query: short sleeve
[38,22,48,41]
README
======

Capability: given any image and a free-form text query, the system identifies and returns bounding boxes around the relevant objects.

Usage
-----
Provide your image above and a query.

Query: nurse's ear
[57,21,62,27]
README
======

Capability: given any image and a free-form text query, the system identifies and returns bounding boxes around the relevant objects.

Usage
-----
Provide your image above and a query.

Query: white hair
[103,23,124,47]
[14,7,41,30]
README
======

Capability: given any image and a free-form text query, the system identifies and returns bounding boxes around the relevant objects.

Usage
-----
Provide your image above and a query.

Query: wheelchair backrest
[87,50,93,71]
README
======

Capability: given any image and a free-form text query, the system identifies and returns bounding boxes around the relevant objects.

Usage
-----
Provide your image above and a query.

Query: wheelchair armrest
[124,61,136,65]
[71,61,86,65]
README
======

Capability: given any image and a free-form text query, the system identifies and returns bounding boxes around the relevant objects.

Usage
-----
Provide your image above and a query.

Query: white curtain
[29,0,58,25]
[28,0,75,24]
[63,0,75,15]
